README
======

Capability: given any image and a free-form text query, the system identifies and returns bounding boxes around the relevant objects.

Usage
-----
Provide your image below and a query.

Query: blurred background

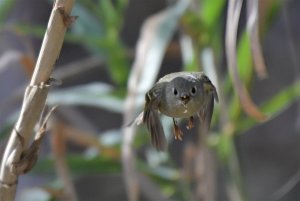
[0,0,300,200]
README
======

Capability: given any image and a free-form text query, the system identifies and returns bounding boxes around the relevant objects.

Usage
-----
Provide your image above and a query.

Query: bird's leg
[173,118,183,141]
[186,116,194,130]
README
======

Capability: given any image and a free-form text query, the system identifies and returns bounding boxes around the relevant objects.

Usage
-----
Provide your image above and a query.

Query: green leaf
[237,32,253,85]
[99,0,119,29]
[105,38,129,86]
[262,81,300,114]
[210,134,233,163]
[34,155,121,174]
[201,0,226,29]
[229,31,254,122]
[115,0,128,14]
[0,0,16,24]
[263,0,282,34]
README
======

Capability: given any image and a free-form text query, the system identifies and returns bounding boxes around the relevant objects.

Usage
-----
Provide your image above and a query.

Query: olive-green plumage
[137,72,218,151]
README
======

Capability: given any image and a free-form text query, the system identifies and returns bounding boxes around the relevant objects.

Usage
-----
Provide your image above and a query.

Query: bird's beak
[180,94,190,104]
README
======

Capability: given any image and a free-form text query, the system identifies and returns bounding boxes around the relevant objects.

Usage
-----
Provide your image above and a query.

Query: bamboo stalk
[0,1,75,200]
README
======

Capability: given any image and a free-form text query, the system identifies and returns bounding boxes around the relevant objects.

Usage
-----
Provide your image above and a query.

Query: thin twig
[271,169,300,201]
[51,122,78,201]
[0,1,75,200]
[193,124,216,201]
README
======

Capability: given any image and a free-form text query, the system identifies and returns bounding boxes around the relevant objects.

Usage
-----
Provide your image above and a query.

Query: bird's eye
[191,86,197,95]
[173,88,178,96]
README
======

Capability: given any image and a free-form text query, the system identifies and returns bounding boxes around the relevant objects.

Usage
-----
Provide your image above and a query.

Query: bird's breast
[158,100,201,118]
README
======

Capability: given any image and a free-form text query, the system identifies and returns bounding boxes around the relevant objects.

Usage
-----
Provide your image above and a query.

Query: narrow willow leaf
[201,0,226,29]
[229,32,254,121]
[99,0,118,28]
[226,0,267,121]
[262,81,300,115]
[237,81,300,133]
[247,0,268,78]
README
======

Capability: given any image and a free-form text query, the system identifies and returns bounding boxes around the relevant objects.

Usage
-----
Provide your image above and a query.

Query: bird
[132,72,218,151]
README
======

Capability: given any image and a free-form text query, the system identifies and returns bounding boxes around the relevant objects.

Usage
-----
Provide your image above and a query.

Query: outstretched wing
[143,83,167,151]
[199,78,218,132]
[199,93,215,132]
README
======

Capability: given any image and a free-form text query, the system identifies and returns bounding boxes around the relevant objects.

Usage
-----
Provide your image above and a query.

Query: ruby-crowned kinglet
[133,72,218,151]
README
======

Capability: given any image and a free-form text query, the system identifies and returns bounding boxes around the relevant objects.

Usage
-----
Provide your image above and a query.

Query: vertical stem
[194,126,216,201]
[0,1,74,201]
[51,122,78,201]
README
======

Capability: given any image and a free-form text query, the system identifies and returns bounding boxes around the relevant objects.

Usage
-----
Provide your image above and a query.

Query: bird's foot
[173,118,183,141]
[186,116,194,130]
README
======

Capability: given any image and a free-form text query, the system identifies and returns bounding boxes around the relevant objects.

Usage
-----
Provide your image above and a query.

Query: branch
[51,122,78,201]
[0,1,75,200]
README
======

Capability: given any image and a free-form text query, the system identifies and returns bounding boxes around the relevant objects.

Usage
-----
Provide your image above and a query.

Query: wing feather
[143,83,167,151]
